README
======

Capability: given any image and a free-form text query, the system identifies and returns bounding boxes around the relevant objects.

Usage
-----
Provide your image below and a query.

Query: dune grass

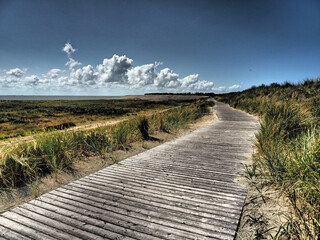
[216,79,320,239]
[0,99,213,190]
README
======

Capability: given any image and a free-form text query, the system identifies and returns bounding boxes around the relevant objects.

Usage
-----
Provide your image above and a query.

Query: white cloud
[40,78,50,84]
[180,74,199,88]
[57,76,68,85]
[187,80,214,92]
[66,57,81,70]
[70,65,98,86]
[46,68,64,78]
[97,54,133,83]
[0,76,15,83]
[25,75,40,86]
[6,68,27,77]
[214,84,240,93]
[0,43,218,94]
[127,65,214,92]
[229,84,240,90]
[178,74,213,92]
[128,63,157,87]
[155,61,163,68]
[0,76,17,88]
[63,43,81,71]
[62,42,76,57]
[155,68,180,88]
[57,76,78,86]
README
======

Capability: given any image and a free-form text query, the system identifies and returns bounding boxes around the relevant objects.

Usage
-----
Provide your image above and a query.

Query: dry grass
[0,104,217,214]
[217,79,320,239]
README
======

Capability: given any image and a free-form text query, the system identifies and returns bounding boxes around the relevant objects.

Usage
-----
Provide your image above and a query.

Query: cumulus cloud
[0,76,18,88]
[155,68,180,88]
[25,75,40,86]
[178,74,213,91]
[214,84,240,93]
[62,42,76,57]
[97,54,133,83]
[70,65,98,86]
[46,68,64,78]
[0,42,221,93]
[57,76,78,86]
[188,80,214,91]
[180,74,199,88]
[229,84,240,90]
[6,68,27,77]
[61,43,216,92]
[128,64,157,87]
[66,58,82,70]
[154,61,163,68]
[62,42,82,70]
[126,64,215,92]
[57,76,68,85]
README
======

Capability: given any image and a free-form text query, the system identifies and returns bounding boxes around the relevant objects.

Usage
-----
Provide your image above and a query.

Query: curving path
[0,102,258,240]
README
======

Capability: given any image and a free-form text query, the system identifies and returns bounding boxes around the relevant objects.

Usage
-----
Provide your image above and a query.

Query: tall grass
[0,100,213,189]
[216,79,320,239]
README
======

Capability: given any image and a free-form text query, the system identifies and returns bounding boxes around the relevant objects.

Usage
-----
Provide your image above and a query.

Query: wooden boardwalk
[0,102,258,240]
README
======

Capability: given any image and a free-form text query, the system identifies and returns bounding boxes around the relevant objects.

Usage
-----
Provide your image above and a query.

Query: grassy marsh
[0,99,213,191]
[0,99,191,140]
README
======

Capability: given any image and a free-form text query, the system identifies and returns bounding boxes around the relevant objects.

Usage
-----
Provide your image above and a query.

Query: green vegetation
[0,99,213,190]
[216,79,320,239]
[0,99,192,139]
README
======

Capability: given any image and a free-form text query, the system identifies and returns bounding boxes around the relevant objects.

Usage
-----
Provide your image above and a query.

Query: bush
[138,117,149,140]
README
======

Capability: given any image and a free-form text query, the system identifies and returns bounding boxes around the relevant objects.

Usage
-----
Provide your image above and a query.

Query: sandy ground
[0,109,218,214]
[235,155,290,239]
[231,107,289,239]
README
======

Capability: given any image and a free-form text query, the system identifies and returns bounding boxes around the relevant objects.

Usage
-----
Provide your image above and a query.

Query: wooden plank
[0,102,257,239]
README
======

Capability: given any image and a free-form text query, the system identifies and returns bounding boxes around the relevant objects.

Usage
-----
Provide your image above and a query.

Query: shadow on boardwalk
[0,102,258,240]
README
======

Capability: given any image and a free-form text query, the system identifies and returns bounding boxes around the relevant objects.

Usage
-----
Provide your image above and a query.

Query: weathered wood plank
[0,102,258,239]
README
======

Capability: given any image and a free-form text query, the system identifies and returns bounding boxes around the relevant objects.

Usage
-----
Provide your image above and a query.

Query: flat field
[0,96,204,140]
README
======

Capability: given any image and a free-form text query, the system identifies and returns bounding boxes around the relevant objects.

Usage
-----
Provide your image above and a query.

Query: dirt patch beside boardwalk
[235,156,290,239]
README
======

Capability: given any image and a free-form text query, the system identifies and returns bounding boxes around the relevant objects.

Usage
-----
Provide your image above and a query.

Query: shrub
[138,117,149,140]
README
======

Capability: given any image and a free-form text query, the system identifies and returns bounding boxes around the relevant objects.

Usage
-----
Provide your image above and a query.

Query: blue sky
[1,0,320,95]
